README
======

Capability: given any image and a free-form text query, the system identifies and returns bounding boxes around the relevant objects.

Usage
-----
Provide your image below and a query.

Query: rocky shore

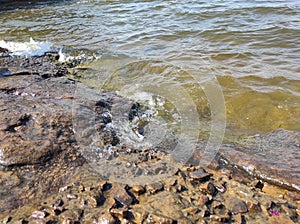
[0,52,299,223]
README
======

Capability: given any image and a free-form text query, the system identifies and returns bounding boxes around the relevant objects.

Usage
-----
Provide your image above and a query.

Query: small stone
[66,194,77,199]
[246,200,261,212]
[231,214,245,224]
[198,195,210,206]
[189,170,211,182]
[88,195,99,207]
[31,211,47,219]
[182,207,199,215]
[132,185,145,195]
[225,198,248,214]
[51,199,64,208]
[214,182,226,193]
[211,200,224,209]
[147,213,173,224]
[250,180,264,190]
[146,182,164,194]
[111,186,133,206]
[95,213,117,224]
[2,216,12,224]
[199,182,217,196]
[110,207,129,219]
[210,214,230,222]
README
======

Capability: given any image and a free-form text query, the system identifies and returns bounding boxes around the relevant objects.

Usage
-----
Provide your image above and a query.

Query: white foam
[0,38,52,57]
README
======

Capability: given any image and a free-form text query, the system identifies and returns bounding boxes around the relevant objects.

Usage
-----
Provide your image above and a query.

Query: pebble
[189,170,211,182]
[131,185,145,195]
[111,186,133,207]
[31,211,47,219]
[225,198,248,214]
[146,182,164,194]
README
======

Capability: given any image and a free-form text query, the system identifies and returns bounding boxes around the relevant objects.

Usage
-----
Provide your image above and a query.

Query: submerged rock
[219,129,300,191]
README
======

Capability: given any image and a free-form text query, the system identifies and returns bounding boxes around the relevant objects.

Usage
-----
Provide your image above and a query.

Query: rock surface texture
[0,53,299,223]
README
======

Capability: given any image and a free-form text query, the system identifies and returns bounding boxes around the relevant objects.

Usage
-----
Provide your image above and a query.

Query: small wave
[0,38,52,57]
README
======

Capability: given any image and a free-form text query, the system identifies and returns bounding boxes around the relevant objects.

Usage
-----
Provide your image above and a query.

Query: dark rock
[111,186,133,207]
[0,54,69,78]
[219,129,300,191]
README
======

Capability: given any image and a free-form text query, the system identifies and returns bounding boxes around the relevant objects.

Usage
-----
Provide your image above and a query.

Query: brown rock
[198,195,210,207]
[246,199,261,212]
[146,182,164,194]
[110,207,129,219]
[189,170,211,182]
[131,185,145,195]
[210,214,230,222]
[95,213,117,224]
[147,213,174,224]
[225,198,248,214]
[199,182,217,196]
[111,186,133,206]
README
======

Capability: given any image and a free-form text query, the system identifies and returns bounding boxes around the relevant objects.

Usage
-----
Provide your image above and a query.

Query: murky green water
[1,0,299,139]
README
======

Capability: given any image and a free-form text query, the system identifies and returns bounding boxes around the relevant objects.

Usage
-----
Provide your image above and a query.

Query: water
[0,0,300,139]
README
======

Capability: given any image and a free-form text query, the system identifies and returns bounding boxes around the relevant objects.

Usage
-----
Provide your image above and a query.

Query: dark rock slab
[0,53,68,78]
[219,129,300,192]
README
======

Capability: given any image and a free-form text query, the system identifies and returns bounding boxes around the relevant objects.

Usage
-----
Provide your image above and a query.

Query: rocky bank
[0,52,299,223]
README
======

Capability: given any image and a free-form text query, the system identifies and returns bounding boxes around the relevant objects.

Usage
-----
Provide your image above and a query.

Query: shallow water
[0,0,300,139]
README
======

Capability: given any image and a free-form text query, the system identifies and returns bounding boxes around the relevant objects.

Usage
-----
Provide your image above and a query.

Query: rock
[110,207,131,220]
[0,53,69,78]
[95,213,117,224]
[189,170,211,182]
[111,186,133,207]
[131,185,145,195]
[246,199,261,212]
[198,195,210,207]
[250,179,264,190]
[146,182,164,194]
[147,213,174,224]
[219,129,300,191]
[31,211,47,219]
[199,182,217,196]
[225,198,248,214]
[210,214,230,222]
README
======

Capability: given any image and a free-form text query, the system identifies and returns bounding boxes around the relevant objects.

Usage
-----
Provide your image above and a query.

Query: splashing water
[0,38,52,57]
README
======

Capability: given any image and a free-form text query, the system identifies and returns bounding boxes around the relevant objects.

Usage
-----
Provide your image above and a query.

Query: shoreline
[0,53,299,223]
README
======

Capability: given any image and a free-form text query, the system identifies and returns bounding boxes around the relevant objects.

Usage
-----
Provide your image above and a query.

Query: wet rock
[219,129,300,191]
[0,53,69,78]
[225,198,248,214]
